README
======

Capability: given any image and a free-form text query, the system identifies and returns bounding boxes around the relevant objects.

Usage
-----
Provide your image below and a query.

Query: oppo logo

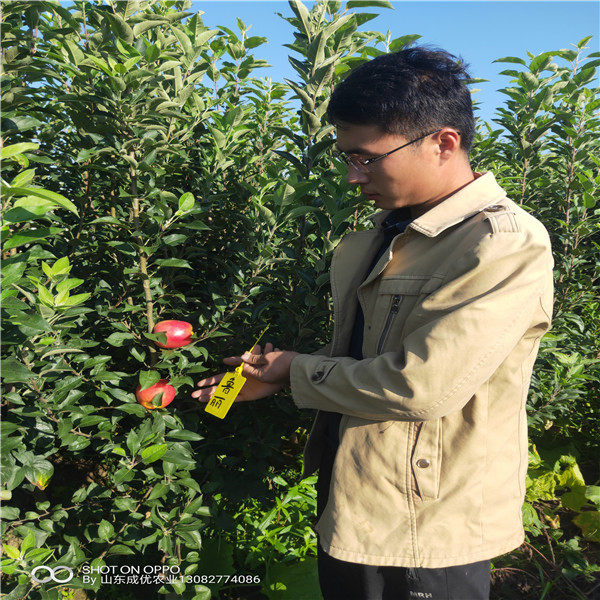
[31,565,74,584]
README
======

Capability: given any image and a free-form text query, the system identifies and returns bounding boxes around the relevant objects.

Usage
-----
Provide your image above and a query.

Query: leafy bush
[1,1,598,599]
[472,38,600,600]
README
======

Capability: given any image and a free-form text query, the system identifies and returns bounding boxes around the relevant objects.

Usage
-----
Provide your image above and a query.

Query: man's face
[335,123,442,214]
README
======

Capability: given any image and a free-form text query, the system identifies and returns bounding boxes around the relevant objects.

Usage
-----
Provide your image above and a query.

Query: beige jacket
[290,173,554,568]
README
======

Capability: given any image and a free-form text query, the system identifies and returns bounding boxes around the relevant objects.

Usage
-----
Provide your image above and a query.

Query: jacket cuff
[290,354,338,410]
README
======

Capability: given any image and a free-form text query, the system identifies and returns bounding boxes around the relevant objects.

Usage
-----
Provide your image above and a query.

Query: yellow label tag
[204,370,247,419]
[205,326,269,419]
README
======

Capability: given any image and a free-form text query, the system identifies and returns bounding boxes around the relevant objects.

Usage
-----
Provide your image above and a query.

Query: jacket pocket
[374,276,442,355]
[376,294,403,354]
[411,419,442,501]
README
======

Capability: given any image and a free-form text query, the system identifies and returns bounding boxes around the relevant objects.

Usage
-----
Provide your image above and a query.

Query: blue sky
[190,0,599,125]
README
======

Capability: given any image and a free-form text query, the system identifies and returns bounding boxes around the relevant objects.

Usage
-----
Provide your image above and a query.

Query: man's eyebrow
[335,144,372,155]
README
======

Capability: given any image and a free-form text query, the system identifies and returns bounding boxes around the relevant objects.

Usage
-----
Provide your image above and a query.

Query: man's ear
[436,128,462,158]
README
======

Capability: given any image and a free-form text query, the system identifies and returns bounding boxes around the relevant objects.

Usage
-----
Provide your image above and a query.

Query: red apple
[153,320,194,349]
[136,379,176,410]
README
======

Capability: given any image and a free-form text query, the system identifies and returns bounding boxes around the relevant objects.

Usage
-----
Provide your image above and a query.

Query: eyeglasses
[335,129,444,173]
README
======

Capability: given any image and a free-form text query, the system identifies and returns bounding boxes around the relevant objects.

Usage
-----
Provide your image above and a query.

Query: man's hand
[191,343,296,404]
[237,347,299,385]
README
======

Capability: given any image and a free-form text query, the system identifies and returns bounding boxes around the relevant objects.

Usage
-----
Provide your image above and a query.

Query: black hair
[327,46,475,152]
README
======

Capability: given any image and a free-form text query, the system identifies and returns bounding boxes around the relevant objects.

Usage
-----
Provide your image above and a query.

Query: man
[193,47,554,600]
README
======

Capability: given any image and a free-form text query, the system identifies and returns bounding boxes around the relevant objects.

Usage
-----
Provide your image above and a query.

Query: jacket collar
[411,172,507,237]
[371,172,507,238]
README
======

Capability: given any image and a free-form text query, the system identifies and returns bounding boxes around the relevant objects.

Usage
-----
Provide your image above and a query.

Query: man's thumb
[242,352,265,365]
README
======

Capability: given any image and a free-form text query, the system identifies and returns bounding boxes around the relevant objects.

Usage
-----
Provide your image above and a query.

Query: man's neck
[409,164,476,219]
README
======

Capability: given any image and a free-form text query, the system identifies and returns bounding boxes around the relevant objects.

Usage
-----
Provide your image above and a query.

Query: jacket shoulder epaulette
[482,203,521,233]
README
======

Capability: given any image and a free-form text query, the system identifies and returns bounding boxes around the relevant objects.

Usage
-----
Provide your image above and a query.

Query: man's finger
[191,387,215,401]
[196,373,225,388]
[241,351,267,365]
[223,356,243,366]
[240,363,264,380]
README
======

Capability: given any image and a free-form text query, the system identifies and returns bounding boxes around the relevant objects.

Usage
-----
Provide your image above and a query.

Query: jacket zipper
[377,294,402,354]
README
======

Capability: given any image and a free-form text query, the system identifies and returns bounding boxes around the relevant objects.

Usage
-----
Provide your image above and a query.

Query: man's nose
[346,164,370,185]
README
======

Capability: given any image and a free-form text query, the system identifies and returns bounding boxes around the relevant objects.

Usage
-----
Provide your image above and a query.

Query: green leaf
[151,392,164,406]
[161,234,188,246]
[106,12,134,44]
[78,416,108,427]
[558,458,585,488]
[274,150,306,174]
[107,544,135,556]
[171,28,193,56]
[115,404,148,417]
[84,55,114,76]
[3,227,64,250]
[139,370,161,390]
[105,332,136,347]
[56,278,84,294]
[1,422,20,435]
[2,545,20,559]
[519,71,539,91]
[255,203,277,228]
[0,259,27,287]
[555,49,578,61]
[41,261,53,279]
[178,192,195,213]
[90,216,122,225]
[10,169,36,188]
[61,292,91,307]
[586,486,600,508]
[147,483,171,500]
[6,196,60,220]
[0,358,34,383]
[23,548,53,562]
[346,0,393,7]
[573,511,600,542]
[583,192,596,208]
[26,458,54,489]
[389,34,422,52]
[98,519,115,541]
[284,205,320,220]
[0,506,20,521]
[185,221,210,231]
[289,0,311,36]
[194,28,219,48]
[176,478,201,493]
[35,285,55,307]
[0,143,39,161]
[561,486,588,512]
[133,20,167,37]
[166,429,204,441]
[526,470,556,502]
[141,443,168,464]
[20,532,35,554]
[577,35,593,49]
[2,186,78,215]
[161,451,196,468]
[9,312,52,336]
[154,258,192,268]
[493,56,527,65]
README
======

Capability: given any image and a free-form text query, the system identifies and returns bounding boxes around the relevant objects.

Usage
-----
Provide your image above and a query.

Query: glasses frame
[336,128,444,173]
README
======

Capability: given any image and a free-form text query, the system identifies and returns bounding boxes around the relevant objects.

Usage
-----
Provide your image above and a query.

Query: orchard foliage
[1,1,598,599]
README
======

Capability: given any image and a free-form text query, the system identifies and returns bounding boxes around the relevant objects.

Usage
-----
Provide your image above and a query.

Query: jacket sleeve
[289,226,553,421]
